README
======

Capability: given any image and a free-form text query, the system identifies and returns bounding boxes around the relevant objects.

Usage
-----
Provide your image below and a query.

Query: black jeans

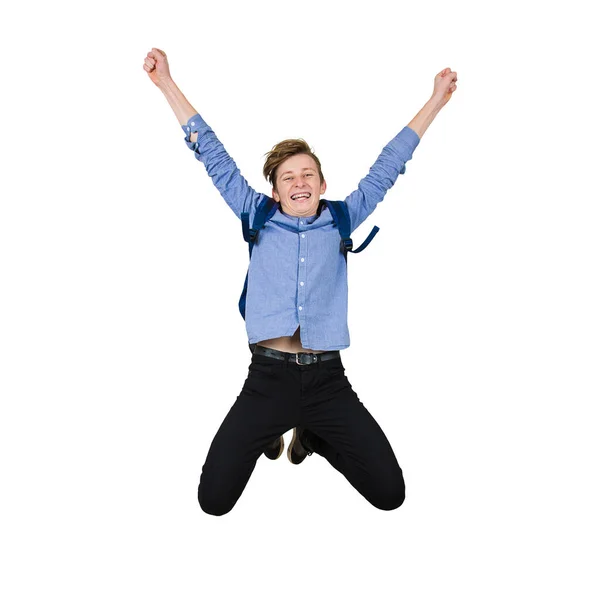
[198,351,405,515]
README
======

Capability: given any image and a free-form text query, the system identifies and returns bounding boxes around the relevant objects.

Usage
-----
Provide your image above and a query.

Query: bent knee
[375,490,405,511]
[198,486,235,517]
[370,479,405,511]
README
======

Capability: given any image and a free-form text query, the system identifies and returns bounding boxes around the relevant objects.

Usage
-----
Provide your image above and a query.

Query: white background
[1,0,599,598]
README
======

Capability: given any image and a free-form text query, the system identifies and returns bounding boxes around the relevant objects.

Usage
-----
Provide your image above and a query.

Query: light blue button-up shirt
[182,113,420,351]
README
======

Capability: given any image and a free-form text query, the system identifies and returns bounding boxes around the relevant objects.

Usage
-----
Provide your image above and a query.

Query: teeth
[292,193,310,200]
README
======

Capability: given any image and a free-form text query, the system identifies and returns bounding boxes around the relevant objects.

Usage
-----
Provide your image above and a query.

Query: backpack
[238,197,379,320]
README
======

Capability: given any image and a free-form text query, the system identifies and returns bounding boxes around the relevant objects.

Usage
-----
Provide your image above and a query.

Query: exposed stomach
[256,326,326,354]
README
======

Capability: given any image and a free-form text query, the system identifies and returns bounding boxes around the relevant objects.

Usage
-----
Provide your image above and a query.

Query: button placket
[298,220,307,318]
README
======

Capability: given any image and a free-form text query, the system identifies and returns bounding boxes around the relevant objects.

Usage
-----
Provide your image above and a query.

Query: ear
[320,178,327,195]
[272,187,280,203]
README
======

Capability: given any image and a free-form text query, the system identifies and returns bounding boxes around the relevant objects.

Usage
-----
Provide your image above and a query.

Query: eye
[305,173,313,177]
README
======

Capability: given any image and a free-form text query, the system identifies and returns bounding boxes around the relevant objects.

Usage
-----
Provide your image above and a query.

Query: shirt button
[300,258,305,262]
[299,306,303,311]
[300,282,304,286]
[300,221,304,225]
[191,121,195,126]
[301,234,305,238]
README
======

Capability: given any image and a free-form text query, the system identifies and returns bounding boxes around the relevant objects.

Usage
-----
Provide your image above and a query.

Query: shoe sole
[274,435,284,459]
[287,428,298,463]
[287,428,307,464]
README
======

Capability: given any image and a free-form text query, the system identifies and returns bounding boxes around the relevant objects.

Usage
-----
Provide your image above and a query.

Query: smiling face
[272,153,327,218]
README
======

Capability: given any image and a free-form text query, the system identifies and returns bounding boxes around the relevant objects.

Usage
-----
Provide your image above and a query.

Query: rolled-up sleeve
[182,113,264,220]
[343,126,421,233]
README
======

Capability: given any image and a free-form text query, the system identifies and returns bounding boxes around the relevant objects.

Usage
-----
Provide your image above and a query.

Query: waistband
[252,345,341,365]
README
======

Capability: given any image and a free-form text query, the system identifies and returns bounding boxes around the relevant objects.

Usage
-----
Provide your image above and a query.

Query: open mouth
[291,193,311,201]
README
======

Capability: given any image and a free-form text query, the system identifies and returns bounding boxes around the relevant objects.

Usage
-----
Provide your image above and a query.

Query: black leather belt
[253,344,340,365]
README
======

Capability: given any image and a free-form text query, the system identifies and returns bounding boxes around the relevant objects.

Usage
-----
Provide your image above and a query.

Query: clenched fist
[143,48,172,87]
[433,68,458,108]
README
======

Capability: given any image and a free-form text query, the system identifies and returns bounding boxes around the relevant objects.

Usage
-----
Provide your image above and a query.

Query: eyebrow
[279,168,316,178]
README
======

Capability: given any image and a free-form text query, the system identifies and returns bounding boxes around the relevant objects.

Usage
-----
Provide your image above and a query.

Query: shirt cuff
[397,126,421,153]
[181,113,211,150]
[388,126,421,174]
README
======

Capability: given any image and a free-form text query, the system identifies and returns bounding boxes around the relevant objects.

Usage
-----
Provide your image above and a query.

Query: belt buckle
[295,353,313,366]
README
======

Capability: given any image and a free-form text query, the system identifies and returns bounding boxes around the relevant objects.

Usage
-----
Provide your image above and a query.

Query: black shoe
[263,435,284,460]
[287,427,314,465]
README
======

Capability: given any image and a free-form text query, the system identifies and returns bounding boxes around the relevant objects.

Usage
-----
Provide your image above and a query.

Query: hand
[143,48,172,87]
[432,67,458,108]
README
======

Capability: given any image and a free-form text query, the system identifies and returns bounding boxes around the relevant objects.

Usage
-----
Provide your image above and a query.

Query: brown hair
[262,139,325,190]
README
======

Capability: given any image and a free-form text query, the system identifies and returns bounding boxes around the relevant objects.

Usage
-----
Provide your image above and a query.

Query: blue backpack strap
[325,200,380,253]
[241,196,278,254]
[238,271,250,319]
[239,196,279,319]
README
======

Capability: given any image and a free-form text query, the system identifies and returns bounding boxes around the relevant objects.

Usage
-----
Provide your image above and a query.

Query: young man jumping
[143,47,458,516]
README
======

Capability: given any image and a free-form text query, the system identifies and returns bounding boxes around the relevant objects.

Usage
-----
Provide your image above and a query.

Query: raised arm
[344,67,458,233]
[143,48,265,220]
